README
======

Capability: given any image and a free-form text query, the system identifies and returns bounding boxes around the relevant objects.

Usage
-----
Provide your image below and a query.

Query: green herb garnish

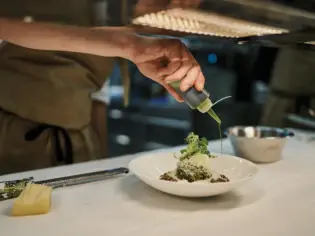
[179,132,214,161]
[0,178,33,201]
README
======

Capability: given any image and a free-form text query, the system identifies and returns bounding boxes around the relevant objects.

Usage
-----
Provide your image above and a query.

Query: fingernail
[197,81,204,90]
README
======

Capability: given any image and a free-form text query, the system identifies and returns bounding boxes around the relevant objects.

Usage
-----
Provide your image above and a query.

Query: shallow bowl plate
[128,152,258,197]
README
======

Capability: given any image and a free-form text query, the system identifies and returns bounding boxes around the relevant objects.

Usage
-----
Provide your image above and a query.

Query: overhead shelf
[109,0,315,49]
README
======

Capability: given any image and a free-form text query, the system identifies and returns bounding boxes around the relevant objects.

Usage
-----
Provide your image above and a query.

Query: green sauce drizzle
[207,108,222,156]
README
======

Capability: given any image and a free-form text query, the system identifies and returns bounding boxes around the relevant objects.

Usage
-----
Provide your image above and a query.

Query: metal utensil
[35,167,129,188]
[0,167,129,201]
[226,126,294,163]
[286,114,315,130]
[284,106,315,130]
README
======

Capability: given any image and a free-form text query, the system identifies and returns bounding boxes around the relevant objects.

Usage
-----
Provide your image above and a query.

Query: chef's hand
[129,36,205,102]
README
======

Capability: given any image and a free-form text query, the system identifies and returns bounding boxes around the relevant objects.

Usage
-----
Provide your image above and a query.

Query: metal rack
[107,0,315,49]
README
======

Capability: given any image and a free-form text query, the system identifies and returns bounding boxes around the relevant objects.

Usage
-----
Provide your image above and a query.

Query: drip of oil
[207,108,222,156]
[169,81,226,155]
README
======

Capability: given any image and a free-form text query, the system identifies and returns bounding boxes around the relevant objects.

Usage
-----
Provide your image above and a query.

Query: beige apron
[261,48,315,127]
[0,0,115,175]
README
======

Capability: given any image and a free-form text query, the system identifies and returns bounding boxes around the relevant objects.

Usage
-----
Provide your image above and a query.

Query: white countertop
[1,137,315,236]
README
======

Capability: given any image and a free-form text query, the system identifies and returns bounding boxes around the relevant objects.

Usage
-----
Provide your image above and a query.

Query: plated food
[129,132,258,197]
[159,132,229,183]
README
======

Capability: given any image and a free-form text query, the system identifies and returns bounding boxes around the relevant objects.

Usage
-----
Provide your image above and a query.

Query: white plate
[129,152,258,197]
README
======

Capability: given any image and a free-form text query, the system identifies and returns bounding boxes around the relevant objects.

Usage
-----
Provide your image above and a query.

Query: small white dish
[129,152,258,197]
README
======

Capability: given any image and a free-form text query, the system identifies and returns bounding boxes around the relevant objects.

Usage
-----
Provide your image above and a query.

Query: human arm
[0,18,136,60]
[0,17,205,101]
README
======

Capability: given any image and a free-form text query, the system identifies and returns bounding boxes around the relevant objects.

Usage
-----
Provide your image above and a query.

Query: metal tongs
[0,167,129,201]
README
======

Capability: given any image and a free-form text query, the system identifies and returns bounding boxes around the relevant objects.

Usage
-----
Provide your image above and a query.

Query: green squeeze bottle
[170,81,223,154]
[170,81,221,124]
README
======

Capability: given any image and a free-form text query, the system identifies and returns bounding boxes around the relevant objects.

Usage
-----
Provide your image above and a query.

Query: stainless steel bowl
[226,126,294,163]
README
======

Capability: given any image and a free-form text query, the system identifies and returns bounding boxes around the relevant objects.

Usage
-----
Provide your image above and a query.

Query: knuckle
[172,39,183,48]
[192,63,200,70]
[188,64,200,74]
[183,77,194,86]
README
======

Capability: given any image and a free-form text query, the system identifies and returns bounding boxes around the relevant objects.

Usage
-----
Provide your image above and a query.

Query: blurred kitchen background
[103,0,315,157]
[2,0,315,160]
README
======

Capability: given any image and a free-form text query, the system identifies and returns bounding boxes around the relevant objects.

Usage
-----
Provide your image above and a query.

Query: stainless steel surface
[108,0,315,47]
[132,8,288,38]
[112,0,315,29]
[227,126,293,163]
[35,167,129,189]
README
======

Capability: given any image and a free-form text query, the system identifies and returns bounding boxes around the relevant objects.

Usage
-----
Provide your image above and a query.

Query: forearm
[0,18,137,59]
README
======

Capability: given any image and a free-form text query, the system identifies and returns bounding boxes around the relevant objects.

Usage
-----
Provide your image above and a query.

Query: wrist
[84,27,138,59]
[102,27,140,61]
[120,34,155,63]
[115,29,141,62]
